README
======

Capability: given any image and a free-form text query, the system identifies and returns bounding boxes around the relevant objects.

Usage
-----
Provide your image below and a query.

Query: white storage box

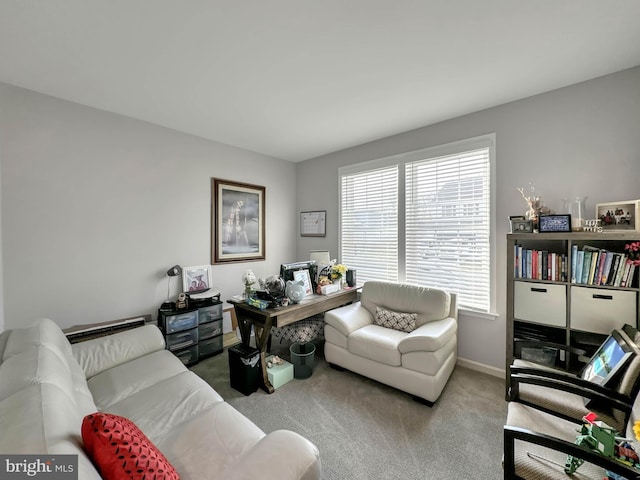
[514,281,566,327]
[570,286,637,334]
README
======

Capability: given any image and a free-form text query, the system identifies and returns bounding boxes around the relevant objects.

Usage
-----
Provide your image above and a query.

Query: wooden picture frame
[212,178,265,263]
[595,200,640,232]
[300,210,326,237]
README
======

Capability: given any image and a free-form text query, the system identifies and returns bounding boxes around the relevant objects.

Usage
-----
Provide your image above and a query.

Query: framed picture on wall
[300,210,326,237]
[212,178,266,263]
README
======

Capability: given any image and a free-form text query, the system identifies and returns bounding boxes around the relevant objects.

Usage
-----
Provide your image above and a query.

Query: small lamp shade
[310,251,330,265]
[166,265,182,277]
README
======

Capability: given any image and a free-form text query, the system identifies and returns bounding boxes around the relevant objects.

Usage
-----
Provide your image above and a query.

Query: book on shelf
[575,250,584,285]
[588,250,600,285]
[613,254,627,286]
[581,250,592,284]
[570,244,578,283]
[595,250,608,285]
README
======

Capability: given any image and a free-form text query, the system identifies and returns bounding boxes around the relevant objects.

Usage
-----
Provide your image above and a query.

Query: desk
[229,288,358,393]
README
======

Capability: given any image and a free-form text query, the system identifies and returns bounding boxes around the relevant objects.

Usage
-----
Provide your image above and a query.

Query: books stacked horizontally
[570,245,636,287]
[514,246,568,281]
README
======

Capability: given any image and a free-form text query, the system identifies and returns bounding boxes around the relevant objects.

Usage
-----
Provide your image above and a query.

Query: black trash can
[228,344,260,395]
[290,342,316,379]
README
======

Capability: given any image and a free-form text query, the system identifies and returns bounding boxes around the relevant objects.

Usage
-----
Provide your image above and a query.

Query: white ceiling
[1,1,640,162]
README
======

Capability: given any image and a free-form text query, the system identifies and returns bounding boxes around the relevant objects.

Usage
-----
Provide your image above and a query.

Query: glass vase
[572,196,587,231]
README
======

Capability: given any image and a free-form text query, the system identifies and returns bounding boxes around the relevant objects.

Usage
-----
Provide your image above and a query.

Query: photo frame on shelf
[538,214,572,233]
[300,210,326,237]
[595,200,640,232]
[510,216,533,233]
[182,265,213,293]
[212,178,265,263]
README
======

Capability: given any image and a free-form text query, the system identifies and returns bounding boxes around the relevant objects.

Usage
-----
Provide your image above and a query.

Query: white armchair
[324,281,457,405]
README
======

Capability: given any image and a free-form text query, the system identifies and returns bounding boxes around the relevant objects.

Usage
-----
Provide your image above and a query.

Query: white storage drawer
[570,286,637,334]
[514,281,566,327]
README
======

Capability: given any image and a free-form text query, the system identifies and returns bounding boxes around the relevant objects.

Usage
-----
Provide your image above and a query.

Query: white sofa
[0,318,321,480]
[324,281,457,405]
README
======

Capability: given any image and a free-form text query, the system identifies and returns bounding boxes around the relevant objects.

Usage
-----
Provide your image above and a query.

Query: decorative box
[265,355,294,389]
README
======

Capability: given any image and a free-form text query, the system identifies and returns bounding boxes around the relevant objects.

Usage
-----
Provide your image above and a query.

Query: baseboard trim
[456,357,504,379]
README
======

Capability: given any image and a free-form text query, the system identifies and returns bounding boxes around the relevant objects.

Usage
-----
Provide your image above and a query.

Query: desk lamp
[161,265,182,311]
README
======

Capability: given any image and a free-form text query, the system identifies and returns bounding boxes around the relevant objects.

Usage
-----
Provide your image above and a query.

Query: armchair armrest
[71,324,165,378]
[514,339,587,358]
[510,366,632,414]
[504,425,640,480]
[324,302,372,337]
[398,317,457,354]
[222,429,321,480]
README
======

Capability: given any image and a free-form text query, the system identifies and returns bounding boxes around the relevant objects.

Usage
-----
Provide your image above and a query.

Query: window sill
[458,308,499,321]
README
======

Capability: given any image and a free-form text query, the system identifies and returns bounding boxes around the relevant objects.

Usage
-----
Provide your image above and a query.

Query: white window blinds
[340,165,399,284]
[339,135,494,314]
[405,148,491,312]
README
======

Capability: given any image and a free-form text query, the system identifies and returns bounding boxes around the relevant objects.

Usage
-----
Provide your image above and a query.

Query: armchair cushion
[361,281,451,328]
[348,325,404,367]
[374,306,417,333]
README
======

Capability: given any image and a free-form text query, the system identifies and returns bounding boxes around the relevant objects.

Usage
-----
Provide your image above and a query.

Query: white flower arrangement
[242,269,257,287]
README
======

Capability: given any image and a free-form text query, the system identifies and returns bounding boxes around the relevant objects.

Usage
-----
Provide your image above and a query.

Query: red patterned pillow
[82,412,179,480]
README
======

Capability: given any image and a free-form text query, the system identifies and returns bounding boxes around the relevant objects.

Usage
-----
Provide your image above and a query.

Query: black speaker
[346,270,356,287]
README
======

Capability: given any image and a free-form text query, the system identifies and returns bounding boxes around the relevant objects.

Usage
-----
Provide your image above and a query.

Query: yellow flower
[330,264,348,280]
[634,420,640,441]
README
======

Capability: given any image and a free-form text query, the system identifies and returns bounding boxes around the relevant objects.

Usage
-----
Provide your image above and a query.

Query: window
[339,135,495,314]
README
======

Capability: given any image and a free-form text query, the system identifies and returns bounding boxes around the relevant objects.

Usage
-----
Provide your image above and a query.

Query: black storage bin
[228,344,260,395]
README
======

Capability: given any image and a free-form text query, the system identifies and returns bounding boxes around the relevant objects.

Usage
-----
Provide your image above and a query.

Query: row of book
[513,245,637,287]
[570,245,636,287]
[514,246,568,282]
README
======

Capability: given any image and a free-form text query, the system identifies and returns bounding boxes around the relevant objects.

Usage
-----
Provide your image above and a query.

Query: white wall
[296,66,640,371]
[0,131,4,332]
[0,83,297,330]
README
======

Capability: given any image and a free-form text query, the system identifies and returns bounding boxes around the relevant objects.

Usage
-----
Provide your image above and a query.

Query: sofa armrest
[324,302,373,338]
[398,317,457,353]
[71,324,166,379]
[223,430,321,480]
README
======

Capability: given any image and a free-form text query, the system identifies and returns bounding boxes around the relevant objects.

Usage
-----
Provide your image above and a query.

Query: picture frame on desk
[595,200,640,232]
[538,214,572,233]
[212,178,266,263]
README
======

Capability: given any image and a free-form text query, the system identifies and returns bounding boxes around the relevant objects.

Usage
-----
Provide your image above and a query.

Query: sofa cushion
[374,306,417,333]
[103,371,224,441]
[348,325,404,366]
[361,281,451,328]
[0,383,103,480]
[87,350,186,409]
[82,412,179,480]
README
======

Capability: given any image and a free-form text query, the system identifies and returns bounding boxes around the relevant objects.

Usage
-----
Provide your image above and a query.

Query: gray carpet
[190,336,507,480]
